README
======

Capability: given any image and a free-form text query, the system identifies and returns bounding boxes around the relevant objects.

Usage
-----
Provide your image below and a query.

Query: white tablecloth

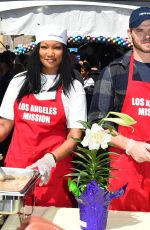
[1,206,150,230]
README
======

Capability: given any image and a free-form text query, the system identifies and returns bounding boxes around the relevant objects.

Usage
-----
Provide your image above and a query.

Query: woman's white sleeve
[0,77,22,120]
[63,80,87,128]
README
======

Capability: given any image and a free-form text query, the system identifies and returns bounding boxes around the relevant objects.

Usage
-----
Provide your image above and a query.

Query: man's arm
[111,133,150,163]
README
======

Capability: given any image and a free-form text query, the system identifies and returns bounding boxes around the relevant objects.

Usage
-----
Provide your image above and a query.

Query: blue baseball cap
[129,7,150,28]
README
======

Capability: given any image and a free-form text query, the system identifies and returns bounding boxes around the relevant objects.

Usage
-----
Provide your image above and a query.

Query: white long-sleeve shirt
[0,72,87,128]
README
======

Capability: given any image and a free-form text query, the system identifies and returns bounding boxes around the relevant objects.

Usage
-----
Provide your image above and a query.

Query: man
[88,7,150,211]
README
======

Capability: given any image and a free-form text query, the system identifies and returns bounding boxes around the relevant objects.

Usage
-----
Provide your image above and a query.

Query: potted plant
[67,112,136,230]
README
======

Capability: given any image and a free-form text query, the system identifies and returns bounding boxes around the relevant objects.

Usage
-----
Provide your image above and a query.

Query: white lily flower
[81,123,112,150]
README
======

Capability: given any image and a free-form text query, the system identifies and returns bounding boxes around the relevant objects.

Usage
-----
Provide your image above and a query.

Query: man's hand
[27,153,56,186]
[126,139,150,162]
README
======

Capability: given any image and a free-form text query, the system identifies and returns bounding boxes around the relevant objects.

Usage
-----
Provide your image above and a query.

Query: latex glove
[27,153,56,186]
[125,139,150,163]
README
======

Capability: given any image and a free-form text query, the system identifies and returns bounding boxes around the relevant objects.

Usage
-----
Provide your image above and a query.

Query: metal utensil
[0,167,15,181]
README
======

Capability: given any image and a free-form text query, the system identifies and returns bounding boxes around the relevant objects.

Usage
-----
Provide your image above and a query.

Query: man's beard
[132,37,150,53]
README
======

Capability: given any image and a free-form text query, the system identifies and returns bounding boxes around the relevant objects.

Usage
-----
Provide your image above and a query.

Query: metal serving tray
[0,167,40,214]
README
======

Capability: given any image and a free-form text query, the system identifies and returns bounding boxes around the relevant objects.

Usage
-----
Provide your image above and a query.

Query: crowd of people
[0,7,150,229]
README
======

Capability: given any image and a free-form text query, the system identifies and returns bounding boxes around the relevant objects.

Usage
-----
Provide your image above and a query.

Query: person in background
[69,51,84,85]
[88,7,150,211]
[13,62,25,75]
[80,61,95,113]
[15,53,29,70]
[90,64,100,83]
[2,50,16,66]
[69,51,81,72]
[0,52,14,166]
[0,52,14,105]
[0,23,87,207]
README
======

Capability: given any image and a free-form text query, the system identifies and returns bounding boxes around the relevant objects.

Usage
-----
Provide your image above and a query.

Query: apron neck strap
[129,53,134,82]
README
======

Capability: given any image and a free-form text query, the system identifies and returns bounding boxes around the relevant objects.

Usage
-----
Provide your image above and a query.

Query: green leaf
[95,167,110,172]
[101,112,136,126]
[77,146,93,155]
[68,178,81,197]
[72,137,81,143]
[77,120,92,129]
[109,112,136,124]
[72,152,90,163]
[95,157,110,164]
[67,171,90,177]
[101,124,117,132]
[96,152,110,160]
[72,160,90,169]
[107,151,120,155]
[102,118,131,127]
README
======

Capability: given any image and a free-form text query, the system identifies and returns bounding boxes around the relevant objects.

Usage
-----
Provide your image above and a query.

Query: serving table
[1,206,150,230]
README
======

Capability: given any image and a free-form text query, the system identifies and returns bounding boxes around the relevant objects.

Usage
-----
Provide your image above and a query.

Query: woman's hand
[26,153,56,186]
[27,128,82,186]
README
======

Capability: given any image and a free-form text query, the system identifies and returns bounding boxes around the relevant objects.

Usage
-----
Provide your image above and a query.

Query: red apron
[5,87,75,207]
[109,53,150,211]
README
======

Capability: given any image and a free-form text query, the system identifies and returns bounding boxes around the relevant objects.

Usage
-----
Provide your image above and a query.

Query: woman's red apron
[5,87,75,207]
[109,53,150,211]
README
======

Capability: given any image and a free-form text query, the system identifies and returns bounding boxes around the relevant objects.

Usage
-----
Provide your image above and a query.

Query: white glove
[27,153,56,186]
[125,139,150,163]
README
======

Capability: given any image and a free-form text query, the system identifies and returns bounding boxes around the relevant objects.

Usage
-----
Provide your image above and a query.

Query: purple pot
[77,180,127,230]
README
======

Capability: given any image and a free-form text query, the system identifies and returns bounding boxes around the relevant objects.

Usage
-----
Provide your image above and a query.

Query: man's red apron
[5,87,75,207]
[109,53,150,211]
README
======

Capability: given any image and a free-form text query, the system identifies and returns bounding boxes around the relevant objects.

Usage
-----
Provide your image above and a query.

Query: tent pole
[11,35,15,51]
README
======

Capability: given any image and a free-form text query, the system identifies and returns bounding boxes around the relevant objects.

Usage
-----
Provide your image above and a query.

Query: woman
[0,24,87,207]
